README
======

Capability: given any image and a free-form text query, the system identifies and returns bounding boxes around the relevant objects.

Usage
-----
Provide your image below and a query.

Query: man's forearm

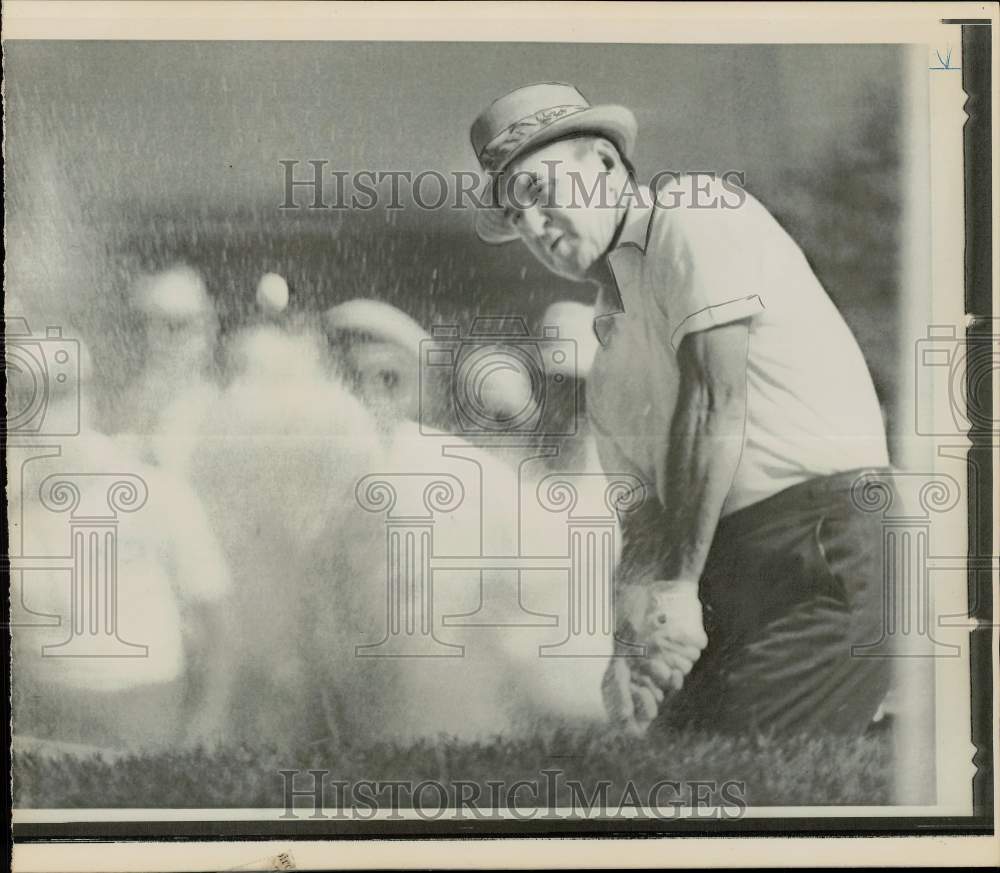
[617,323,750,587]
[616,383,745,585]
[658,377,746,581]
[617,497,674,585]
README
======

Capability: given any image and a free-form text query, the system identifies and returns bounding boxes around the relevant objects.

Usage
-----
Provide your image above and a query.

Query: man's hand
[602,580,708,734]
[630,580,708,685]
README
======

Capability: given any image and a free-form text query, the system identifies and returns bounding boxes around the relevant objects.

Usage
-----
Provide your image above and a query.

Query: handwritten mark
[225,852,296,871]
[930,46,960,71]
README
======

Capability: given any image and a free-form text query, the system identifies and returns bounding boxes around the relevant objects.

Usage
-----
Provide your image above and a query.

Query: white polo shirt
[586,178,889,517]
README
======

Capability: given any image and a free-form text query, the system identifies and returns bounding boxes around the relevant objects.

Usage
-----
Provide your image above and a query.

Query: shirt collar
[610,183,656,254]
[591,184,656,346]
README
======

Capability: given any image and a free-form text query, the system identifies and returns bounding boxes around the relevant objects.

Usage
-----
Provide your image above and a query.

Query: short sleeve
[649,177,768,350]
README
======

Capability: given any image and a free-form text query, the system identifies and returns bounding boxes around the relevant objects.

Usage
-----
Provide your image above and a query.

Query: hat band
[478,104,588,172]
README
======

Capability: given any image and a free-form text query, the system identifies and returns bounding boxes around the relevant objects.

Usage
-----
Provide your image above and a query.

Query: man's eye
[522,180,543,205]
[515,178,543,203]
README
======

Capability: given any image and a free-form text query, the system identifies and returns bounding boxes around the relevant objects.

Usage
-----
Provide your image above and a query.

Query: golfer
[468,82,893,737]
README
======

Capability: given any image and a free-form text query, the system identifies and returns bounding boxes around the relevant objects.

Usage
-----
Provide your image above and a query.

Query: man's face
[499,138,623,281]
[145,314,217,372]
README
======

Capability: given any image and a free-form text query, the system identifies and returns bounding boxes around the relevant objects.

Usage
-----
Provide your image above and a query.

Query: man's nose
[519,204,549,239]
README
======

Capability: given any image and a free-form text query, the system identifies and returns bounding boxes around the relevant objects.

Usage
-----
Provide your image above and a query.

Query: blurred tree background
[765,88,903,457]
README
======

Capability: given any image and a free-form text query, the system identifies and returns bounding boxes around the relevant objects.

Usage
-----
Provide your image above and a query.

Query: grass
[14,725,894,810]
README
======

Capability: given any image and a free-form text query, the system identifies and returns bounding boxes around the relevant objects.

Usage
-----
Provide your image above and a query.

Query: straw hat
[470,82,637,244]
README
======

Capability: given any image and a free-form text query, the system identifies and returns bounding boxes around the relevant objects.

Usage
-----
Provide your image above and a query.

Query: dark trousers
[658,468,894,738]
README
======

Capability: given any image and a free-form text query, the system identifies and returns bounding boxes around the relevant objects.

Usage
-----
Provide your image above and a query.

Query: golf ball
[256,272,289,313]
